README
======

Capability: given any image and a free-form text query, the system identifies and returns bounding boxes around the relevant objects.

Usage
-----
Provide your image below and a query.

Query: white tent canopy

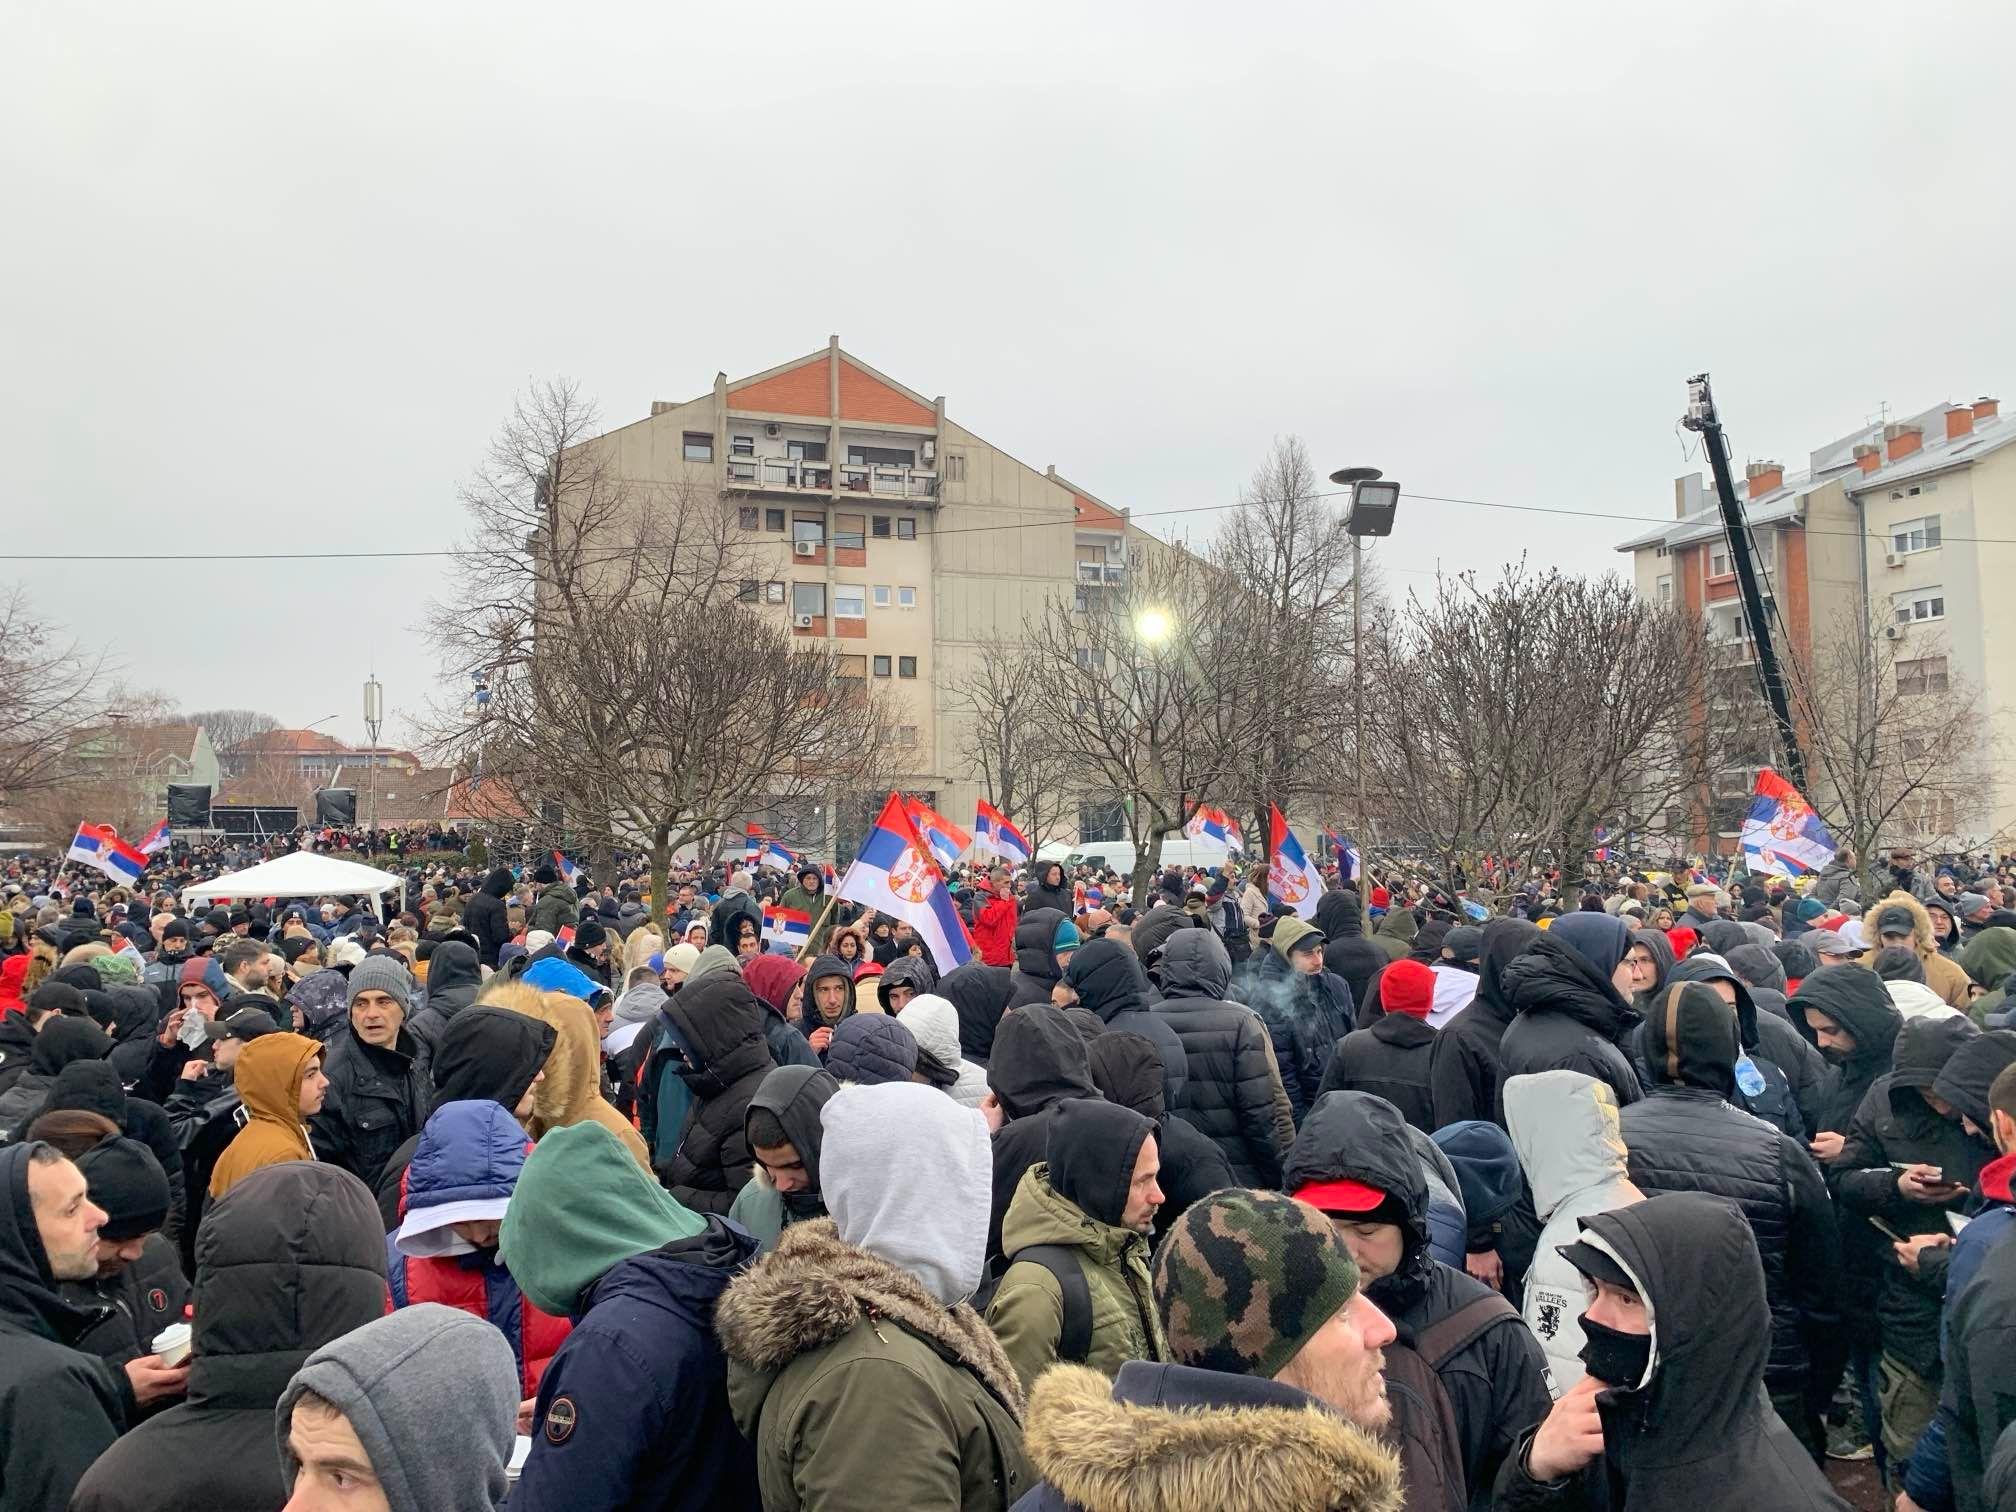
[181,850,407,915]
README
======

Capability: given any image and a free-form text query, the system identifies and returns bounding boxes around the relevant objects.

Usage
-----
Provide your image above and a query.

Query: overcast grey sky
[6,2,2012,750]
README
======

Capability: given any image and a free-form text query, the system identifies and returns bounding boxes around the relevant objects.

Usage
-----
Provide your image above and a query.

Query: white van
[1064,838,1242,876]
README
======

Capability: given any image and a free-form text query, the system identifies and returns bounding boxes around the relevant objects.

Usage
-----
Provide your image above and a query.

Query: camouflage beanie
[1153,1188,1361,1379]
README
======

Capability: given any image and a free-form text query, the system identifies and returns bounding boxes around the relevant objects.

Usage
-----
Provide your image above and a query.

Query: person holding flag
[834,795,973,974]
[1265,805,1324,921]
[777,864,833,954]
[970,865,1018,969]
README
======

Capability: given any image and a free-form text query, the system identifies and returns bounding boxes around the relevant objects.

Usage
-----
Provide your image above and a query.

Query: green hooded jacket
[1962,927,2016,1026]
[985,1163,1166,1394]
[499,1121,706,1316]
[1372,905,1417,962]
[528,881,579,937]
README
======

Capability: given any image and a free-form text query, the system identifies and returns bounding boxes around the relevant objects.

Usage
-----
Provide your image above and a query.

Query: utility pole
[362,676,384,835]
[1681,373,1808,793]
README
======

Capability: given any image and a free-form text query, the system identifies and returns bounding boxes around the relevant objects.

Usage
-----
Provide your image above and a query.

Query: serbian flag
[973,799,1032,866]
[764,903,811,950]
[756,836,797,873]
[137,819,172,856]
[1184,805,1236,853]
[743,824,765,866]
[68,823,149,885]
[837,794,973,971]
[1266,804,1323,920]
[552,850,580,884]
[1740,769,1838,879]
[1325,829,1362,884]
[901,797,972,872]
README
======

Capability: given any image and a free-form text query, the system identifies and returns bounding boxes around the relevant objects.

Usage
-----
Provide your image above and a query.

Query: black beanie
[75,1136,171,1241]
[73,896,96,917]
[161,919,191,943]
[28,982,87,1018]
[1045,1096,1155,1230]
[573,916,608,952]
[533,863,558,885]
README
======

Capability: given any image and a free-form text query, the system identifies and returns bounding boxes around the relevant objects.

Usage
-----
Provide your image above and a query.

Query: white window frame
[1893,588,1946,624]
[1892,516,1943,555]
[872,585,892,609]
[897,585,917,609]
[833,585,866,620]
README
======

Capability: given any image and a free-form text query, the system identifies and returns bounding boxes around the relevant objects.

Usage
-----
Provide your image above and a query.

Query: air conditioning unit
[1883,622,1904,640]
[794,614,815,629]
[794,541,819,557]
[765,422,782,438]
[1885,552,1905,568]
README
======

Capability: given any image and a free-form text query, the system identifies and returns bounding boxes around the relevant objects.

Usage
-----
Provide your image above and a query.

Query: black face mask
[1578,1314,1652,1392]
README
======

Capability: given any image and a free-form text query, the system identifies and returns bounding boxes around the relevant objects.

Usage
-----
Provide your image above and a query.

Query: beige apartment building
[1618,393,2014,849]
[583,337,1156,855]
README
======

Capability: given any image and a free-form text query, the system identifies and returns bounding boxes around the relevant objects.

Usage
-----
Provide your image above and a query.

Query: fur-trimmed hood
[1019,1362,1402,1512]
[1875,889,1939,962]
[716,1216,1024,1422]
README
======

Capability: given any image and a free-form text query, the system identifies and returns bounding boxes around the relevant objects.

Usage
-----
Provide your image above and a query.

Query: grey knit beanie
[346,955,413,1013]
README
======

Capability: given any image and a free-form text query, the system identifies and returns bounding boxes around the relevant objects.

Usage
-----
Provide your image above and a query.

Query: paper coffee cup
[152,1322,192,1366]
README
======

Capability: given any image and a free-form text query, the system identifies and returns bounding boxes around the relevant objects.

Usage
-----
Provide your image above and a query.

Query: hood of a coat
[42,1057,129,1124]
[1505,1069,1633,1221]
[1157,928,1232,999]
[397,1100,530,1253]
[1666,954,1761,1046]
[1065,938,1151,1021]
[1431,1119,1525,1227]
[429,1004,555,1108]
[1699,919,1751,959]
[1925,896,1966,951]
[103,983,158,1044]
[1889,1012,1978,1098]
[1374,906,1418,946]
[423,941,481,1014]
[614,980,669,1026]
[1932,1030,2016,1132]
[663,968,775,1087]
[1571,1191,1771,1468]
[29,1013,113,1074]
[1472,917,1541,1026]
[1085,1030,1165,1122]
[717,1215,1025,1431]
[988,1002,1100,1119]
[801,952,856,1027]
[1500,930,1641,1040]
[878,954,939,1010]
[498,989,609,1130]
[897,993,965,1069]
[1282,1091,1430,1299]
[499,1120,706,1317]
[481,866,515,899]
[1014,908,1069,981]
[1888,979,1957,1022]
[820,1082,992,1306]
[1870,888,1938,961]
[937,962,1012,1054]
[187,1160,389,1408]
[1314,888,1365,941]
[0,1141,101,1343]
[742,954,806,1018]
[1961,927,2016,989]
[745,1064,839,1189]
[1791,967,1901,1075]
[1641,981,1740,1094]
[1630,928,1677,998]
[1002,1159,1149,1269]
[1725,942,1788,994]
[235,1032,323,1125]
[826,1013,919,1085]
[1019,1361,1402,1512]
[1042,1096,1154,1232]
[1270,915,1325,962]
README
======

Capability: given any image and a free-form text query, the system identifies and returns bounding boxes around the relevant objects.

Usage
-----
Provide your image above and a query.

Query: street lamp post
[362,678,384,834]
[1329,466,1402,846]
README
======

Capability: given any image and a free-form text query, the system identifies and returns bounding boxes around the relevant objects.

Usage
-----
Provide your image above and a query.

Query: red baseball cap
[1291,1178,1390,1214]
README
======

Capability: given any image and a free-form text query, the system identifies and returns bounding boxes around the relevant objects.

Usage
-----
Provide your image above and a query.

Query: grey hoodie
[277,1302,519,1512]
[614,980,669,1026]
[1503,1069,1642,1396]
[687,944,741,987]
[821,1081,991,1306]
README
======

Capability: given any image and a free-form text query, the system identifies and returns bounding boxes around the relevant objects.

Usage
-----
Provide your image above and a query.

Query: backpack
[1002,1244,1094,1364]
[1413,1291,1520,1370]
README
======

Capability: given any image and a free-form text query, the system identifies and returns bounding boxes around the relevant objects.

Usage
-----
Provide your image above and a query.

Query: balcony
[1076,560,1127,584]
[725,455,938,500]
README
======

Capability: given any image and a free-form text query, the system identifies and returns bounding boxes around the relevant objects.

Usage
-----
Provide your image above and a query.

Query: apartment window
[834,514,866,551]
[872,585,891,608]
[1654,544,1671,559]
[1074,646,1107,672]
[847,444,916,467]
[1893,516,1943,554]
[683,432,714,463]
[1897,656,1949,696]
[1889,482,1938,500]
[1655,574,1674,605]
[764,507,786,532]
[738,506,759,531]
[835,653,866,682]
[765,580,786,604]
[1709,547,1730,577]
[730,435,755,458]
[898,656,918,678]
[792,515,825,549]
[834,585,866,619]
[897,585,917,609]
[871,515,892,538]
[737,579,759,603]
[787,439,828,462]
[791,583,826,619]
[1894,588,1946,624]
[873,655,892,677]
[894,724,919,747]
[896,517,917,541]
[943,453,966,483]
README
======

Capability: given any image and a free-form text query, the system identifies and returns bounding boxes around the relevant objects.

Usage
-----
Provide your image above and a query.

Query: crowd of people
[3,833,2016,1510]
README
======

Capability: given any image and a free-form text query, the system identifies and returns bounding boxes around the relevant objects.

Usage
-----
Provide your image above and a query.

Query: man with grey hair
[311,956,430,1190]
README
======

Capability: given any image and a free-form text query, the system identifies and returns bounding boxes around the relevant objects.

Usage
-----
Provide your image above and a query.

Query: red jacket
[972,896,1019,968]
[390,1246,571,1396]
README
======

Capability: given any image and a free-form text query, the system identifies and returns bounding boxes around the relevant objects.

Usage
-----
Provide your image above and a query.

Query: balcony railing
[725,456,938,499]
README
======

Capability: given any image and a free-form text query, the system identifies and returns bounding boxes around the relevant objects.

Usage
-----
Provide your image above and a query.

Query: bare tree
[943,637,1078,855]
[1019,546,1251,904]
[1780,604,1996,896]
[190,709,280,767]
[0,585,114,815]
[1358,561,1720,881]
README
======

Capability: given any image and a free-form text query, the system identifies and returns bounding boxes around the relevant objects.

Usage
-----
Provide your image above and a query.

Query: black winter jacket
[62,1231,189,1373]
[655,969,776,1215]
[1007,908,1068,1010]
[1791,966,1903,1135]
[987,1005,1100,1265]
[1442,918,1538,1122]
[406,939,481,1070]
[1062,939,1188,1114]
[1230,939,1352,1127]
[1315,890,1389,1020]
[1081,1028,1236,1243]
[1316,1011,1488,1136]
[1496,928,1643,1118]
[1152,930,1295,1186]
[1023,864,1074,920]
[309,1025,431,1193]
[939,962,1013,1066]
[1492,1192,1849,1512]
[1621,982,1842,1394]
[1285,1092,1551,1509]
[463,866,515,968]
[1628,957,1809,1140]
[1831,1013,1989,1374]
[1948,1224,2016,1511]
[69,1161,389,1512]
